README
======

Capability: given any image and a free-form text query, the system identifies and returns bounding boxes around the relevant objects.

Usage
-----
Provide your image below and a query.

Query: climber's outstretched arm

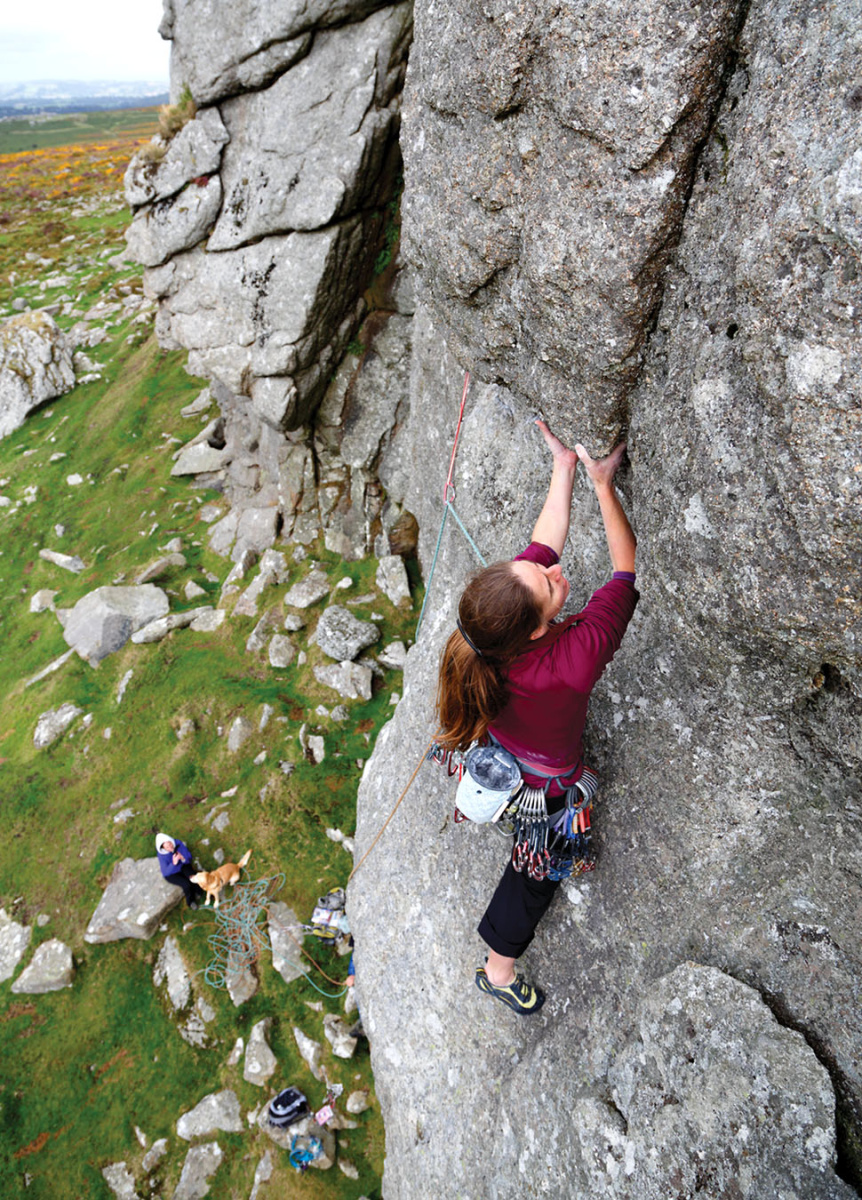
[575,442,637,574]
[530,420,578,556]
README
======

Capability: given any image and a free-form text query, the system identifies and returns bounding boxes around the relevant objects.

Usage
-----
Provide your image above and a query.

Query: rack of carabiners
[512,767,600,882]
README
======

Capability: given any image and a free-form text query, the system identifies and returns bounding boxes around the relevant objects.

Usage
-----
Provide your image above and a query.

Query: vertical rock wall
[350,0,862,1196]
[126,0,862,1194]
[125,0,413,561]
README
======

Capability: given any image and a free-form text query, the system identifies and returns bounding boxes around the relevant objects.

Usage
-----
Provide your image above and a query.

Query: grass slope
[0,119,408,1200]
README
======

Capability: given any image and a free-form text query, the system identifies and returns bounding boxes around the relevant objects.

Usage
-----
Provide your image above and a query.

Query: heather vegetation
[0,112,399,1199]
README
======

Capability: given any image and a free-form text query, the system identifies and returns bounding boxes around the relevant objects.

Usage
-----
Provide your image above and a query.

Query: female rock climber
[435,420,638,1014]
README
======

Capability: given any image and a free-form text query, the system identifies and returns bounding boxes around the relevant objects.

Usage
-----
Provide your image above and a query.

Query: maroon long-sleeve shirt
[489,542,639,794]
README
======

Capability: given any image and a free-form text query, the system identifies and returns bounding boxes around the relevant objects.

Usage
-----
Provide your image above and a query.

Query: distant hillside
[0,81,168,119]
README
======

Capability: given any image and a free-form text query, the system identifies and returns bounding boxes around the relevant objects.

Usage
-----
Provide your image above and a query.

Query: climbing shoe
[475,965,545,1015]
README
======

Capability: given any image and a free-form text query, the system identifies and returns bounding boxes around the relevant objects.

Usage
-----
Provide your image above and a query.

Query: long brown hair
[435,561,543,752]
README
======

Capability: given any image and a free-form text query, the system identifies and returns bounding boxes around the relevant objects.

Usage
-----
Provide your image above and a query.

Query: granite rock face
[348,0,862,1193]
[401,0,745,436]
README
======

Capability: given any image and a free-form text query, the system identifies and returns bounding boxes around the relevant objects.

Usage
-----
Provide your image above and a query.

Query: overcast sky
[1,0,169,84]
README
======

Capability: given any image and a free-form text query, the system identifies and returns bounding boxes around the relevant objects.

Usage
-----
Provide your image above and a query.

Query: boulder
[177,1090,243,1140]
[173,1141,224,1200]
[313,605,379,661]
[313,661,373,701]
[61,585,170,665]
[245,607,280,652]
[10,938,74,993]
[233,547,287,617]
[243,1017,278,1085]
[33,702,82,749]
[84,857,183,943]
[0,311,75,439]
[226,951,258,1006]
[0,910,31,983]
[268,634,296,669]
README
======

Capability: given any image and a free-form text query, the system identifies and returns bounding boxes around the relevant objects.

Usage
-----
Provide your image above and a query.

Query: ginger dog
[190,849,252,908]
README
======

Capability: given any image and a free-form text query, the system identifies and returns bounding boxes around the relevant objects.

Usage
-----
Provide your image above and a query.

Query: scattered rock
[177,1090,243,1140]
[313,605,379,661]
[11,939,74,994]
[29,589,57,613]
[24,648,75,689]
[249,1150,274,1200]
[184,579,207,600]
[0,909,32,983]
[189,608,226,632]
[379,640,408,669]
[234,548,288,617]
[177,717,196,740]
[130,606,212,644]
[376,554,411,606]
[313,661,373,701]
[173,1141,224,1200]
[39,548,85,573]
[346,1089,371,1115]
[244,1018,278,1086]
[293,1026,325,1080]
[307,735,325,764]
[61,585,170,665]
[84,857,183,943]
[283,611,305,632]
[153,935,192,1011]
[101,1162,137,1200]
[226,1037,244,1066]
[323,1013,359,1059]
[141,1138,168,1173]
[268,634,296,669]
[33,702,82,749]
[284,569,330,609]
[226,952,258,1006]
[338,1159,360,1180]
[134,552,187,584]
[116,669,134,703]
[172,439,232,476]
[245,607,280,652]
[227,716,254,753]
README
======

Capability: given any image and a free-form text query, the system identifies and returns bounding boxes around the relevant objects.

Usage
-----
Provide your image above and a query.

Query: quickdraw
[511,786,551,881]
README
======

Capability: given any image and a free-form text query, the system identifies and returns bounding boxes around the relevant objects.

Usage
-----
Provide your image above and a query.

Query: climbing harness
[429,734,601,882]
